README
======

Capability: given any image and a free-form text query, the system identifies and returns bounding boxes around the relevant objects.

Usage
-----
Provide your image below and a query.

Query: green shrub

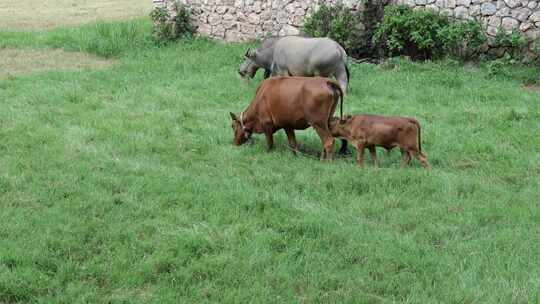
[438,20,486,60]
[361,0,393,58]
[486,56,512,78]
[485,53,540,84]
[373,5,486,61]
[150,2,194,44]
[493,28,527,60]
[302,2,362,56]
[373,6,449,59]
[535,40,540,66]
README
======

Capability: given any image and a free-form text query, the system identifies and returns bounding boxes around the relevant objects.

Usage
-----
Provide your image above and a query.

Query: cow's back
[255,77,336,129]
[273,37,346,76]
[350,115,416,146]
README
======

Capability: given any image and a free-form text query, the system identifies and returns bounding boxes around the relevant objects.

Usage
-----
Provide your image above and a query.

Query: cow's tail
[327,80,343,120]
[345,65,350,92]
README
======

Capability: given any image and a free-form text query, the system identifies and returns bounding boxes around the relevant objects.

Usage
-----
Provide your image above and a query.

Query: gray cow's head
[238,48,261,79]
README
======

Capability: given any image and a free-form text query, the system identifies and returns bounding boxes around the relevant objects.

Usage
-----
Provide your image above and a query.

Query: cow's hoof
[338,148,351,156]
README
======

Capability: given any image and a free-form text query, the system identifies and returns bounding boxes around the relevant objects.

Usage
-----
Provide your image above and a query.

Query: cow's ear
[230,112,238,121]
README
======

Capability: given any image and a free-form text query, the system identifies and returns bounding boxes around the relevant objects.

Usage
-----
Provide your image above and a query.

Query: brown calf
[230,76,343,160]
[329,114,430,168]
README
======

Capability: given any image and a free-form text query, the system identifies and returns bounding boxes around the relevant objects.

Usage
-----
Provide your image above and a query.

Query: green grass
[0,18,153,58]
[1,19,540,303]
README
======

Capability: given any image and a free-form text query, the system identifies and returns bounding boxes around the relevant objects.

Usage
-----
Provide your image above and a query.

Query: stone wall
[152,0,363,42]
[153,0,540,51]
[394,0,540,52]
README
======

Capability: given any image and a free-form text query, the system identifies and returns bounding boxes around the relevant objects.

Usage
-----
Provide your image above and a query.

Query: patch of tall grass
[0,18,154,58]
[45,18,153,58]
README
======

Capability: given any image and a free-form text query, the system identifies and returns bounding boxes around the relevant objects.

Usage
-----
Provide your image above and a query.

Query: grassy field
[0,0,151,30]
[1,16,540,303]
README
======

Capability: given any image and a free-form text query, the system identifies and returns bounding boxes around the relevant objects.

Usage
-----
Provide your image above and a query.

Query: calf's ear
[229,112,238,121]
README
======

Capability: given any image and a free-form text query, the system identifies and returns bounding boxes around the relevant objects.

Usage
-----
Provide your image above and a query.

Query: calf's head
[230,112,252,145]
[329,115,353,138]
[238,48,261,79]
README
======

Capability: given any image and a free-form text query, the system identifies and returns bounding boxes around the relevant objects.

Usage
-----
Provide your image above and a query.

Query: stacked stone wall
[395,0,540,53]
[152,0,363,41]
[153,0,539,52]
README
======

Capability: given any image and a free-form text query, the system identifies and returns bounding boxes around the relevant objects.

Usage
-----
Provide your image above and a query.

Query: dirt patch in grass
[0,0,151,30]
[0,49,113,79]
[521,84,540,93]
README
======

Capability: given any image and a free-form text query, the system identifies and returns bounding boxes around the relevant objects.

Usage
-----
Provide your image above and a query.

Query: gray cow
[238,36,350,93]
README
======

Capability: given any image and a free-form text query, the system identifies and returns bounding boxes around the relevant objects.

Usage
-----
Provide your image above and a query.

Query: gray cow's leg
[338,139,349,155]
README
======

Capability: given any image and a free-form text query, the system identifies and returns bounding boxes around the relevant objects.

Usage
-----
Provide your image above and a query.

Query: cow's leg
[263,69,271,79]
[356,143,365,167]
[410,149,431,169]
[313,125,334,161]
[264,124,274,151]
[400,148,411,167]
[284,128,298,155]
[335,65,348,94]
[368,146,378,167]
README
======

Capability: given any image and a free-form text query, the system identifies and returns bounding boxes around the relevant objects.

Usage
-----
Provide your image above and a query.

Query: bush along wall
[150,0,194,44]
[302,0,392,59]
[392,0,540,60]
[157,0,539,61]
[373,5,487,60]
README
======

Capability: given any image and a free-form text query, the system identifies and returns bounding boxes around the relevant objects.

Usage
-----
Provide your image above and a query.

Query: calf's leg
[368,146,378,167]
[356,144,365,167]
[284,128,299,155]
[400,148,411,167]
[410,149,431,169]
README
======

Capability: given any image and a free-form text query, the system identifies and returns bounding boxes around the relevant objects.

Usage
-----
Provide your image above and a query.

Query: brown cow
[230,76,343,160]
[329,114,430,168]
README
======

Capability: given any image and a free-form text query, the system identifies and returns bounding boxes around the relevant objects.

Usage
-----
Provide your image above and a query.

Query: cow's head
[238,48,261,79]
[230,112,252,145]
[329,115,353,138]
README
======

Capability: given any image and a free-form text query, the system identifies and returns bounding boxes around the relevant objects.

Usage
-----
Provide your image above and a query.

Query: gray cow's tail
[326,80,344,120]
[345,65,350,92]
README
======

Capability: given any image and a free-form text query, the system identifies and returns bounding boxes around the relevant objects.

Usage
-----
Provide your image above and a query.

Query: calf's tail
[413,119,422,152]
[326,80,343,120]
